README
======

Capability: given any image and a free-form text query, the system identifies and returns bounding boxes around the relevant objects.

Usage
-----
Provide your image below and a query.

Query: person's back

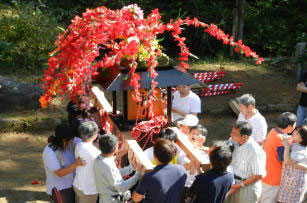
[74,142,100,194]
[190,169,233,203]
[132,138,187,203]
[73,121,101,203]
[137,164,186,203]
[262,129,283,185]
[188,141,234,203]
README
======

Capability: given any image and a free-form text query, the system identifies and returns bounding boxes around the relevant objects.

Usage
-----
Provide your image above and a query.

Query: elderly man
[226,121,266,203]
[73,121,101,203]
[237,93,267,145]
[172,85,201,121]
[260,112,296,203]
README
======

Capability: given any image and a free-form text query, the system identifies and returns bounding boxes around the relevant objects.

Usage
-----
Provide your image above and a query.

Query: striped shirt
[237,110,268,142]
[231,137,266,179]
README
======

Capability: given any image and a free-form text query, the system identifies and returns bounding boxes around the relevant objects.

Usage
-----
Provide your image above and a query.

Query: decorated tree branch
[39,4,263,115]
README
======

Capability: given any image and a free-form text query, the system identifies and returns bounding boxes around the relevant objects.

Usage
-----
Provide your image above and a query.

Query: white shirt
[291,143,307,164]
[231,138,266,180]
[172,90,201,121]
[93,156,140,203]
[73,142,101,195]
[42,146,75,195]
[237,110,268,142]
[42,137,81,195]
[144,144,188,165]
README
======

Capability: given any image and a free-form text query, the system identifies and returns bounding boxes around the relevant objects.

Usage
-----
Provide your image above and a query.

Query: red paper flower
[40,4,263,110]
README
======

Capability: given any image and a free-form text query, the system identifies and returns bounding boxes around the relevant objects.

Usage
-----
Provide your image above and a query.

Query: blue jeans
[296,105,307,127]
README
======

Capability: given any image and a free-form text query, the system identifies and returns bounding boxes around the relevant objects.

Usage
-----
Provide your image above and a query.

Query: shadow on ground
[0,189,49,203]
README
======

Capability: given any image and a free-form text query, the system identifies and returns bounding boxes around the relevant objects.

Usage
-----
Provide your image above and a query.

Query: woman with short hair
[42,123,84,203]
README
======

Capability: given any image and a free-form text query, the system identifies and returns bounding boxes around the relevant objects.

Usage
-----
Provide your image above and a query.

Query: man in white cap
[177,114,199,135]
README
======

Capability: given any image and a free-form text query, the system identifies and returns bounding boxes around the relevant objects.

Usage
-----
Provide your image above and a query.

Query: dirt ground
[0,62,300,202]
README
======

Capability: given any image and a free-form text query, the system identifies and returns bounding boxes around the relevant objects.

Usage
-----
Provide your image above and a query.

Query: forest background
[0,1,306,202]
[0,0,306,74]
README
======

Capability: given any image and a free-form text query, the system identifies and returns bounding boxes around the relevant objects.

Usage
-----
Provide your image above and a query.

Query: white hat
[177,114,199,127]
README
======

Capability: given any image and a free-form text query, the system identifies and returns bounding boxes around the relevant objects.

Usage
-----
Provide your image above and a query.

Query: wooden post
[296,42,306,80]
[167,86,172,123]
[123,90,128,122]
[112,91,117,115]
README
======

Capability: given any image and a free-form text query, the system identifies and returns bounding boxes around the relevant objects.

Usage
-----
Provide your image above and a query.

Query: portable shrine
[90,65,208,171]
[93,65,202,127]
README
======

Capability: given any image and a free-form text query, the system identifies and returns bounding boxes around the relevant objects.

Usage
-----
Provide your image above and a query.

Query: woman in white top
[42,123,84,203]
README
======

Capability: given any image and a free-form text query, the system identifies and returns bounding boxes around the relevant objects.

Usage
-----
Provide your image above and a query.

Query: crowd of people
[42,84,307,203]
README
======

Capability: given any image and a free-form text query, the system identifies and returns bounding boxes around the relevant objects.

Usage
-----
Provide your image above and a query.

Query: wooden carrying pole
[229,97,240,116]
[91,86,208,172]
[91,85,113,113]
[171,127,208,167]
[127,140,154,172]
[91,85,154,172]
[167,86,172,123]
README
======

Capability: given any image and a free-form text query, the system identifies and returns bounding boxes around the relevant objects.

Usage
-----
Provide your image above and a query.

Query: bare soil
[0,62,300,202]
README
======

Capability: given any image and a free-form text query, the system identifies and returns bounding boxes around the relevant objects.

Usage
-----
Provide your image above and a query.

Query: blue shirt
[188,169,233,203]
[135,163,187,203]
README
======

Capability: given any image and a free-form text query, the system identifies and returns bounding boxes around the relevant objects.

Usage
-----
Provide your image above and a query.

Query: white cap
[177,114,199,127]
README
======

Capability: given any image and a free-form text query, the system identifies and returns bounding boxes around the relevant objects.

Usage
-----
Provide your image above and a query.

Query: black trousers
[49,187,75,203]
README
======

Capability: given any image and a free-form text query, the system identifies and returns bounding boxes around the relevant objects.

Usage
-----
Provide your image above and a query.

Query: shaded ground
[0,62,300,202]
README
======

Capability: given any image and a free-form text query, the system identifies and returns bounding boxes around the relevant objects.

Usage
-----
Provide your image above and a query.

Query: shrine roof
[94,65,202,91]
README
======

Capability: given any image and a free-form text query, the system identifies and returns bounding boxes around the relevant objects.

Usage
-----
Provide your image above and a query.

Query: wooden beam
[123,90,128,122]
[91,85,153,172]
[229,97,240,116]
[127,140,154,172]
[91,85,121,139]
[91,85,112,113]
[167,86,172,123]
[112,91,117,115]
[171,127,208,167]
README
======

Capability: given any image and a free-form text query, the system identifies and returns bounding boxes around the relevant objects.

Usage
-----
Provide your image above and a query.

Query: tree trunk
[230,0,245,59]
[230,0,239,58]
[238,0,245,41]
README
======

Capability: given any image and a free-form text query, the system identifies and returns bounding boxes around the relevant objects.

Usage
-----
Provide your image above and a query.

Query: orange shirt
[262,128,284,186]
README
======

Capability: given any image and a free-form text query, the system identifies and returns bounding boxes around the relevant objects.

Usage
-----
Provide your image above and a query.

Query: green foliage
[0,0,306,73]
[244,0,307,56]
[0,1,63,69]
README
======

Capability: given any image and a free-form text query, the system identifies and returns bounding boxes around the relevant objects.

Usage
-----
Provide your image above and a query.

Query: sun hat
[177,114,199,127]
